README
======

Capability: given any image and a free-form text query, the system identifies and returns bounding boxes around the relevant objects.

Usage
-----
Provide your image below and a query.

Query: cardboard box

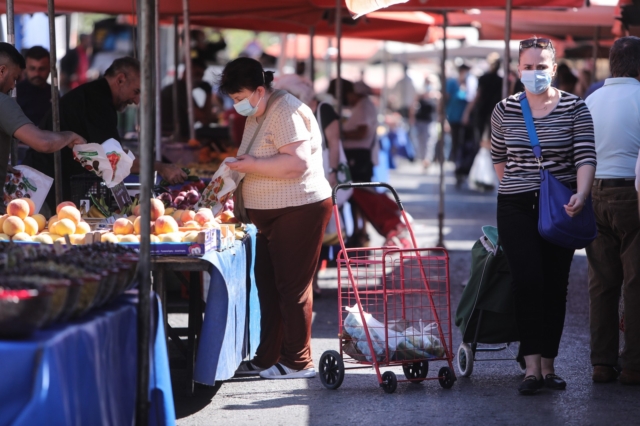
[91,228,222,256]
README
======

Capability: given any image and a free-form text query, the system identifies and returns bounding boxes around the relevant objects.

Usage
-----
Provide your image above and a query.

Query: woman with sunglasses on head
[491,38,596,395]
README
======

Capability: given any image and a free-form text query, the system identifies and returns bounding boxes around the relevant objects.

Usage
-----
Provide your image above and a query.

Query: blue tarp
[194,225,259,384]
[0,293,175,426]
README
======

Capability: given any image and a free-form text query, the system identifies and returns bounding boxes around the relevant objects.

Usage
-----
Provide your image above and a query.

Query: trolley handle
[332,182,404,211]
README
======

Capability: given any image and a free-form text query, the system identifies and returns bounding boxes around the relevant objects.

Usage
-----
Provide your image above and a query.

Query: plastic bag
[3,165,53,213]
[468,147,497,192]
[72,139,135,188]
[343,305,404,361]
[196,158,244,216]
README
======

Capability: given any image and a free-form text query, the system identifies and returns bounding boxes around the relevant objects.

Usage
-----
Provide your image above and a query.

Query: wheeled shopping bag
[319,182,456,394]
[454,226,524,377]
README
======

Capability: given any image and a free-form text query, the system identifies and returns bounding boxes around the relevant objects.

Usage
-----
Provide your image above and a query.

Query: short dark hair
[218,57,274,95]
[609,36,640,78]
[0,42,26,69]
[25,46,50,61]
[104,56,140,78]
[327,77,355,106]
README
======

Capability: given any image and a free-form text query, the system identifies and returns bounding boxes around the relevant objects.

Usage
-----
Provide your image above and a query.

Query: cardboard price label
[110,182,132,211]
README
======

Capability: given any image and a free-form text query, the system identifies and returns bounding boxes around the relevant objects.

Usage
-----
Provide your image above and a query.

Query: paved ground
[170,161,640,426]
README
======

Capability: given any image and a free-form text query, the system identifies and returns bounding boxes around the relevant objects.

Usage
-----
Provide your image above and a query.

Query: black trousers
[497,190,575,358]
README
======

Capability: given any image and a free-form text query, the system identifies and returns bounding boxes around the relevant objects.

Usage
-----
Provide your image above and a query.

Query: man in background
[16,46,53,126]
[60,34,92,94]
[585,36,640,386]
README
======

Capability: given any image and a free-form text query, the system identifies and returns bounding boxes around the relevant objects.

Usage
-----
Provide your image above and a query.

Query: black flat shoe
[518,375,544,395]
[544,373,567,390]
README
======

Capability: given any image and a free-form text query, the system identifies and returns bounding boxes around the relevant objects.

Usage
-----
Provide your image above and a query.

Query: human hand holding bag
[520,93,597,249]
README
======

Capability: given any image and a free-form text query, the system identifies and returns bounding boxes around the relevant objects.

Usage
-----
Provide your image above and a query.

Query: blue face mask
[233,90,263,116]
[520,70,552,95]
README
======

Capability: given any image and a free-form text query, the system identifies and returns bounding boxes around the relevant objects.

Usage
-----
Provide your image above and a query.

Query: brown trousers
[248,198,333,370]
[586,185,640,371]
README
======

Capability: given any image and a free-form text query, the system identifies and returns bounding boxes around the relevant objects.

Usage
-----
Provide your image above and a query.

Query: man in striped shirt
[585,36,640,386]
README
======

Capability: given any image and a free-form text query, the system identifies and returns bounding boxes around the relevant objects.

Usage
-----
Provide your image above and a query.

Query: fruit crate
[70,174,117,215]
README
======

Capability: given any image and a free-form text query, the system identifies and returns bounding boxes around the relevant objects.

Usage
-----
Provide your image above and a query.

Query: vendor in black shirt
[23,56,187,212]
[16,46,53,126]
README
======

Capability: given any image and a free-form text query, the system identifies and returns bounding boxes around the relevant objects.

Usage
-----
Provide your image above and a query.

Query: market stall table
[151,225,259,393]
[0,293,175,426]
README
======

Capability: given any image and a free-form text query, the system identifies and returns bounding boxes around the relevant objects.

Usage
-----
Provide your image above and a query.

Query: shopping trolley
[319,182,456,394]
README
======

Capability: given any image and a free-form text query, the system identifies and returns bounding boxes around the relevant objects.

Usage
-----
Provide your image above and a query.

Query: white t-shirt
[342,96,378,151]
[239,93,332,210]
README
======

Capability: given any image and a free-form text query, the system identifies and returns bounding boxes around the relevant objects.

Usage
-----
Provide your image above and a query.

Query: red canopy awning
[309,0,586,10]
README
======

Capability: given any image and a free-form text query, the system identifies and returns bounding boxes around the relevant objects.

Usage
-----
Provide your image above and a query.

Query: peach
[3,216,25,236]
[56,201,76,214]
[180,210,196,224]
[68,234,86,245]
[101,233,119,243]
[0,215,8,231]
[45,233,62,241]
[113,218,134,235]
[48,215,59,231]
[7,199,29,219]
[172,209,185,221]
[154,215,179,235]
[12,232,32,242]
[52,218,76,236]
[133,216,155,235]
[33,234,54,244]
[0,233,10,241]
[31,214,46,231]
[202,221,220,229]
[150,199,165,221]
[75,222,91,235]
[182,231,199,243]
[127,215,137,223]
[23,217,38,236]
[58,206,81,225]
[194,210,213,225]
[164,207,176,216]
[150,234,160,243]
[132,204,141,217]
[119,234,138,243]
[219,210,237,223]
[159,232,183,243]
[21,198,36,216]
[183,221,200,229]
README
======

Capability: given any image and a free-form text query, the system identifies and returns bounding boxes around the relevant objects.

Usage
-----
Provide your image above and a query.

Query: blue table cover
[0,293,175,426]
[194,225,260,384]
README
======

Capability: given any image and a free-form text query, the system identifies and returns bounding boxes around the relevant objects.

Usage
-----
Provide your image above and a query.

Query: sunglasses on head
[519,38,553,50]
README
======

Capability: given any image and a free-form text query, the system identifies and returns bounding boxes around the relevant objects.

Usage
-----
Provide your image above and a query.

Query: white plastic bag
[468,147,497,191]
[3,165,53,213]
[196,158,244,216]
[72,138,135,188]
[343,305,404,361]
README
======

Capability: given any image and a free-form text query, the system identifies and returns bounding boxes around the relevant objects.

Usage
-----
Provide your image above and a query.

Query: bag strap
[240,89,287,156]
[519,93,543,162]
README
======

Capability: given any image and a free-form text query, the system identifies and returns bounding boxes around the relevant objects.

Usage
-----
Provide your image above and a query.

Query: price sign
[110,182,132,211]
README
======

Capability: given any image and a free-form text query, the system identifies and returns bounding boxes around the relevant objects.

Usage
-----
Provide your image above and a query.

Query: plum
[173,196,185,205]
[186,192,200,205]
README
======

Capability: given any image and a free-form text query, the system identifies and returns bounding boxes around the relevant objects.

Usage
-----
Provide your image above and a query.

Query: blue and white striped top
[491,91,596,195]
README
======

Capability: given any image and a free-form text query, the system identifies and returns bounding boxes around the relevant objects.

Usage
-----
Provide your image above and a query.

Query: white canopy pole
[182,0,196,142]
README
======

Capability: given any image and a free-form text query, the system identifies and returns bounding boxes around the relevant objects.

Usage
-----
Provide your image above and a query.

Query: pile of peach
[0,200,90,244]
[101,199,220,243]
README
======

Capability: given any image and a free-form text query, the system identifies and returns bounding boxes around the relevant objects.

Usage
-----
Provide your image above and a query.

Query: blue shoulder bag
[519,93,597,250]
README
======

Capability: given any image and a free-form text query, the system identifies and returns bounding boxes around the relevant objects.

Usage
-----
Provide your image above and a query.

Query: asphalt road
[171,162,640,426]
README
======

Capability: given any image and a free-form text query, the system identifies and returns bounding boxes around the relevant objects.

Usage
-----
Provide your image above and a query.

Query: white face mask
[520,70,553,95]
[233,90,263,116]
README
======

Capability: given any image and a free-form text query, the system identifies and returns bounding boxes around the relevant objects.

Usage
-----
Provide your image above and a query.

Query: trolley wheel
[438,366,456,389]
[381,371,398,394]
[457,343,474,377]
[319,350,345,390]
[402,361,429,383]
